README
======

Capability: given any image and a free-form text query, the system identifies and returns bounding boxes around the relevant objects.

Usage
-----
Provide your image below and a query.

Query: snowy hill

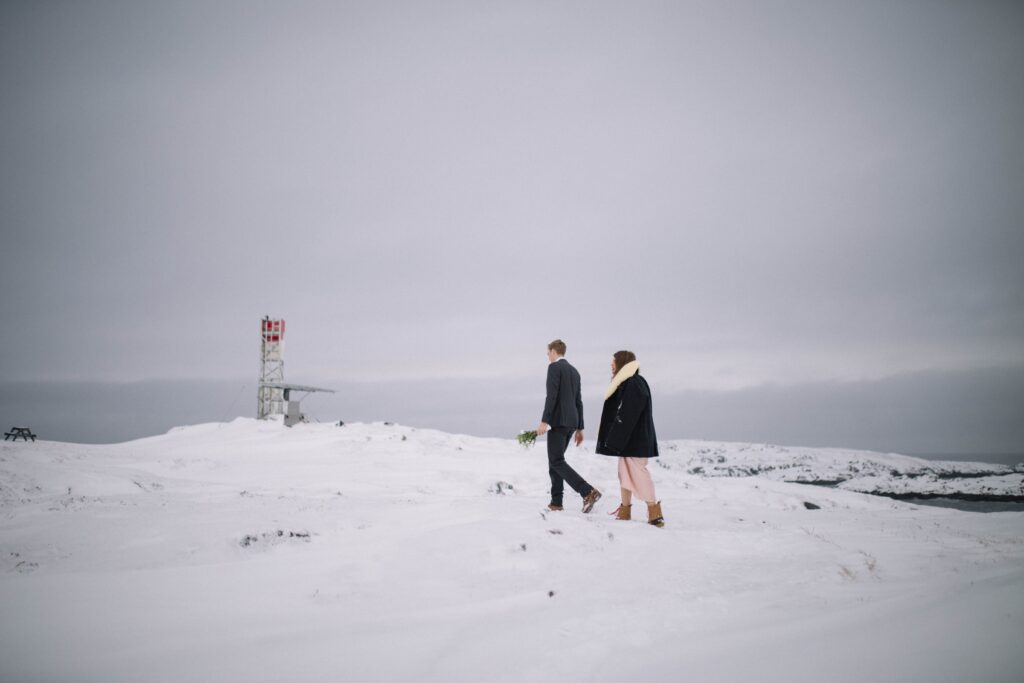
[2,419,1023,682]
[663,441,1024,500]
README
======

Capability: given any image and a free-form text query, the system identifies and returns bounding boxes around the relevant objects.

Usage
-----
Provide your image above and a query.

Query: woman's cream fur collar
[604,360,640,400]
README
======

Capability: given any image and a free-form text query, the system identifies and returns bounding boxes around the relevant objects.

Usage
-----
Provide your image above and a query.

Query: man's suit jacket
[542,358,584,430]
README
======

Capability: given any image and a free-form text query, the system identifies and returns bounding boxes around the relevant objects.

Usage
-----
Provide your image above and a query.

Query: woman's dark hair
[612,350,637,374]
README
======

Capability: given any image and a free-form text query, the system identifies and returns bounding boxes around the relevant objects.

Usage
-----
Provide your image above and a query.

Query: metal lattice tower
[257,317,335,425]
[258,317,285,419]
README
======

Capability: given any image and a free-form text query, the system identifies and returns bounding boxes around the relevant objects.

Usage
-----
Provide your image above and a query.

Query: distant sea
[902,498,1024,514]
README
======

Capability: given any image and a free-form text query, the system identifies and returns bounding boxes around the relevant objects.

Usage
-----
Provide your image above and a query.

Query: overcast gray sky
[2,1,1022,451]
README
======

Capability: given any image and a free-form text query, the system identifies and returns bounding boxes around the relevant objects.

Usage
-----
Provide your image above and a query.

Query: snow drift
[1,419,1022,682]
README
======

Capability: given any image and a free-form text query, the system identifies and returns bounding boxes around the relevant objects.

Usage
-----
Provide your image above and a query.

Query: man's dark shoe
[582,489,602,513]
[547,503,564,511]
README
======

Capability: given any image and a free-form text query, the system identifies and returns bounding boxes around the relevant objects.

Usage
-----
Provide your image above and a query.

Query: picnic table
[4,427,36,442]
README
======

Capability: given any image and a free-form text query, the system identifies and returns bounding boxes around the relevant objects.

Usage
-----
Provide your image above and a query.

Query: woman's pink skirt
[618,457,657,503]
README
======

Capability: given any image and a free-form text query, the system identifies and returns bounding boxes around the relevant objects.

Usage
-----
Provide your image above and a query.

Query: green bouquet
[517,430,538,448]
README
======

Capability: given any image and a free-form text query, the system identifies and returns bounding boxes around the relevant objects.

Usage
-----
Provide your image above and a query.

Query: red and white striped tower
[258,317,286,419]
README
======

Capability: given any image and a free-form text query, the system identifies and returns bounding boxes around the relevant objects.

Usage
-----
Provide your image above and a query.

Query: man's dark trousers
[548,427,593,506]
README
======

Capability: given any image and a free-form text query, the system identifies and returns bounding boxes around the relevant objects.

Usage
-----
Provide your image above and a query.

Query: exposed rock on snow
[490,481,515,495]
[239,530,312,548]
[662,440,1024,501]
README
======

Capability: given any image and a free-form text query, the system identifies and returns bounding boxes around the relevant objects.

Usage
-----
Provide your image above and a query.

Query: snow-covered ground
[2,419,1023,682]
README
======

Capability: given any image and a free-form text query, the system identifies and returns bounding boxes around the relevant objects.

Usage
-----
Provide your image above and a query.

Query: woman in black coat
[595,350,664,527]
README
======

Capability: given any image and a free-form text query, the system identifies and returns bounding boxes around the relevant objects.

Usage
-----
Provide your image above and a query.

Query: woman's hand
[537,422,549,435]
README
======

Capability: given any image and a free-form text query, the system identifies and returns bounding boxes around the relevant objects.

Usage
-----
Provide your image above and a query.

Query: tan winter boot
[647,501,665,528]
[609,504,631,520]
[582,488,602,513]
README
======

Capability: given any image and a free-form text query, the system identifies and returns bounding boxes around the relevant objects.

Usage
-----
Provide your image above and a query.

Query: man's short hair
[548,339,567,356]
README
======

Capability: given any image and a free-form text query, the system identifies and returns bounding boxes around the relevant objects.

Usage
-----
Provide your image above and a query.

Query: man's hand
[574,430,584,447]
[537,422,549,436]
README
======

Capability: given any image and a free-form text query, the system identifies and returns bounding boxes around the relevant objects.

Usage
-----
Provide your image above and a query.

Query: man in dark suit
[537,339,601,513]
